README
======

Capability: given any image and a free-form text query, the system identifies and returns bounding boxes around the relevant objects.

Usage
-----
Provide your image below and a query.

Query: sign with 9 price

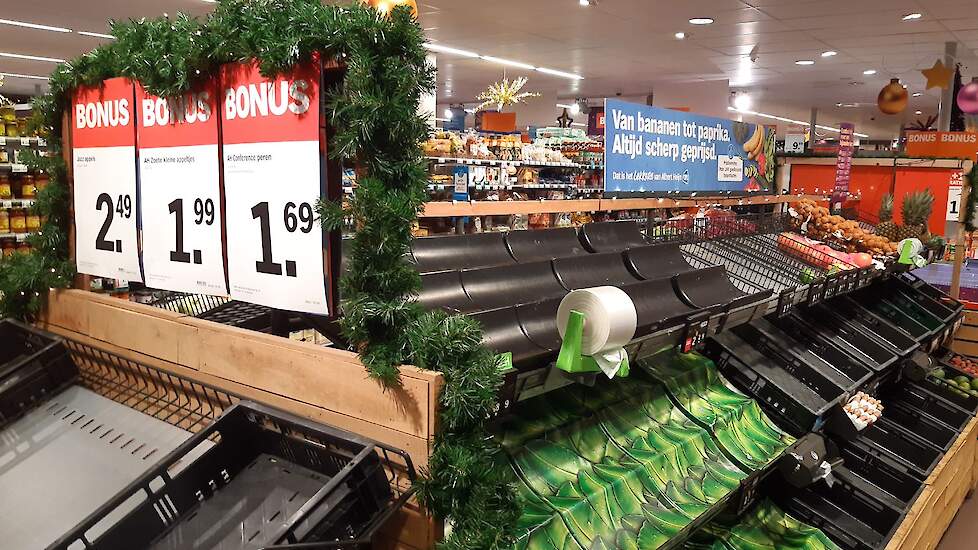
[72,78,143,281]
[137,81,228,295]
[220,59,329,314]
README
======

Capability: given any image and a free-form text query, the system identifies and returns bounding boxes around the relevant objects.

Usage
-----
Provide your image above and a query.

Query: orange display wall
[787,160,966,236]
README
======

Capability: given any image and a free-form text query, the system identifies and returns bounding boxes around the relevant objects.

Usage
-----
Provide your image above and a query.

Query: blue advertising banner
[603,98,775,194]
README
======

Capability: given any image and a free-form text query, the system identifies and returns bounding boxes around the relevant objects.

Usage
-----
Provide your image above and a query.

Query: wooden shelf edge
[419,194,827,217]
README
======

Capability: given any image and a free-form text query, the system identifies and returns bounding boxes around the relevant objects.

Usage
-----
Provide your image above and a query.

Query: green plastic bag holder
[555,310,630,378]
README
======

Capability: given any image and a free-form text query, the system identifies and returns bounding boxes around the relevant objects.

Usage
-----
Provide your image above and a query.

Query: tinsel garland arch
[0,1,517,548]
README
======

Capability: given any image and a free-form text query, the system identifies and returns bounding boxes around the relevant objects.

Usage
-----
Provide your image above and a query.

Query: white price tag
[73,147,142,280]
[20,137,30,147]
[137,84,227,295]
[10,164,27,173]
[72,79,143,282]
[0,137,6,145]
[947,171,964,221]
[37,138,46,147]
[220,60,328,315]
[785,134,806,153]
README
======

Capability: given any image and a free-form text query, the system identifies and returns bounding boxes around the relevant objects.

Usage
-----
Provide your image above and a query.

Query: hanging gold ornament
[362,0,418,17]
[921,60,954,90]
[877,78,908,115]
[474,76,541,112]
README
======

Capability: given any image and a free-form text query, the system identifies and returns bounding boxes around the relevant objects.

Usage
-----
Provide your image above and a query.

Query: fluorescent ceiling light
[821,51,837,57]
[0,18,70,33]
[733,94,751,111]
[434,117,450,122]
[727,107,870,138]
[675,32,686,39]
[902,13,922,20]
[689,17,714,25]
[863,69,877,75]
[912,92,922,97]
[424,43,479,58]
[480,55,535,70]
[536,67,584,80]
[0,71,48,80]
[571,122,587,127]
[77,31,114,39]
[795,59,815,65]
[0,51,65,63]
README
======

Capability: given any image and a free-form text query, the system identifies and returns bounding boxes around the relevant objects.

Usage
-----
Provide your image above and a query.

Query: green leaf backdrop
[0,1,517,547]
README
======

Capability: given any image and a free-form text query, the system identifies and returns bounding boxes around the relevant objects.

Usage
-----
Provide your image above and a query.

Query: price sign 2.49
[94,193,132,252]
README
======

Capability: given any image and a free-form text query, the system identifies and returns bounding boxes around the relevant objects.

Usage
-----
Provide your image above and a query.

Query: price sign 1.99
[72,78,143,281]
[220,59,329,314]
[137,82,228,295]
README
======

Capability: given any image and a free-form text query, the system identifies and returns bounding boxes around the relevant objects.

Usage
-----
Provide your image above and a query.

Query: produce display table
[885,416,978,550]
[36,289,442,550]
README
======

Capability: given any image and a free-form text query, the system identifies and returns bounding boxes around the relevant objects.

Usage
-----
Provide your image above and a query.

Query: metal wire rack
[147,291,230,317]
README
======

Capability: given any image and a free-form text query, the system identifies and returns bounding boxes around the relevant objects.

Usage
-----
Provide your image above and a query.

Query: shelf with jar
[0,167,46,257]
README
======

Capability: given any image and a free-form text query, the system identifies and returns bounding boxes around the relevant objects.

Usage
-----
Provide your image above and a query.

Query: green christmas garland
[0,1,516,548]
[964,165,978,233]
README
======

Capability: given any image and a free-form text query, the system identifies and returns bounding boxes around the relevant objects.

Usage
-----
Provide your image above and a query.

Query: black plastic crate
[918,375,978,415]
[51,401,414,550]
[828,297,920,358]
[198,300,273,331]
[880,400,957,453]
[883,274,961,325]
[893,272,964,317]
[884,380,973,433]
[0,319,78,428]
[773,466,905,550]
[839,444,925,507]
[771,308,898,373]
[851,287,941,344]
[705,332,845,435]
[845,417,942,479]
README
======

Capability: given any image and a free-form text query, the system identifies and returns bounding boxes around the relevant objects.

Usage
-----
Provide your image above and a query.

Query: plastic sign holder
[555,310,630,378]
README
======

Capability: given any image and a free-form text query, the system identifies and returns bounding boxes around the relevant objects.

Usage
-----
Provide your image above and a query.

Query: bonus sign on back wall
[137,81,227,295]
[220,59,330,315]
[72,78,143,281]
[603,98,775,194]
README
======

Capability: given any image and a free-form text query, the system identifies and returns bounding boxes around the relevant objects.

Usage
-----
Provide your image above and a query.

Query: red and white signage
[220,58,329,314]
[137,80,228,295]
[72,77,143,281]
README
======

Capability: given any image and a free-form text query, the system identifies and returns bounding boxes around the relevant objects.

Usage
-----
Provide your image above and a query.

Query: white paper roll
[557,286,637,356]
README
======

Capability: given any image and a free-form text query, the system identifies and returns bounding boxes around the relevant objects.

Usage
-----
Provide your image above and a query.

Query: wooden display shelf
[37,289,442,550]
[419,194,827,217]
[885,416,978,550]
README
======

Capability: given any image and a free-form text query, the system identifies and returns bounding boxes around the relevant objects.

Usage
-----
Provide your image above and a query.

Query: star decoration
[921,60,955,90]
[474,76,541,112]
[557,108,573,128]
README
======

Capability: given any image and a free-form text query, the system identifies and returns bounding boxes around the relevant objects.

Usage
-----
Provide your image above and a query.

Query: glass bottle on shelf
[0,209,9,233]
[0,175,11,199]
[9,207,27,233]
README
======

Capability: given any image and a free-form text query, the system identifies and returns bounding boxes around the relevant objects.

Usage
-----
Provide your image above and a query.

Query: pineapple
[875,193,898,242]
[897,189,934,242]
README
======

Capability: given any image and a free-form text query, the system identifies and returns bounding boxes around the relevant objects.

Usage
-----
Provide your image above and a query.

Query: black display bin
[845,418,942,479]
[770,309,898,373]
[826,297,920,358]
[0,319,78,429]
[881,274,961,325]
[880,400,958,453]
[773,466,905,550]
[705,332,846,436]
[917,375,978,416]
[197,300,273,331]
[838,444,926,507]
[851,286,941,346]
[51,401,414,550]
[893,272,964,317]
[884,381,973,433]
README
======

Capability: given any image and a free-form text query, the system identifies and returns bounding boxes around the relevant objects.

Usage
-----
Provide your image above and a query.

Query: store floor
[938,493,978,550]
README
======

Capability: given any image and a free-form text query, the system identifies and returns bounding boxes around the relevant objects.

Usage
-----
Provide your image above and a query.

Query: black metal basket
[50,401,415,550]
[0,319,77,429]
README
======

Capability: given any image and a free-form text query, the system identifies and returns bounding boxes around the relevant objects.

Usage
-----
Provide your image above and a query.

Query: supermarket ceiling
[0,0,977,139]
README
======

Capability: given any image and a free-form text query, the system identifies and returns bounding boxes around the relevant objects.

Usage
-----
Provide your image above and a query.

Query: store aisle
[938,494,978,550]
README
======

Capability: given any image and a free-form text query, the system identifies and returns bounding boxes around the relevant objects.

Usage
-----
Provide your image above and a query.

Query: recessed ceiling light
[579,0,591,6]
[424,43,479,58]
[836,102,843,107]
[912,92,923,97]
[480,55,535,70]
[733,93,752,110]
[0,51,65,63]
[0,18,70,33]
[675,32,686,39]
[444,108,453,118]
[77,31,114,39]
[795,59,815,65]
[689,17,714,25]
[902,13,922,21]
[915,110,923,115]
[863,69,877,75]
[821,51,837,57]
[0,71,48,80]
[536,67,584,80]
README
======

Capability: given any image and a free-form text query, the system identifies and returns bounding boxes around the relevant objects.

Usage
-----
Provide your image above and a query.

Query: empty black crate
[52,401,413,550]
[846,417,942,478]
[774,466,904,550]
[827,297,919,358]
[0,319,77,428]
[884,381,972,433]
[771,309,898,373]
[879,401,957,453]
[839,444,925,506]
